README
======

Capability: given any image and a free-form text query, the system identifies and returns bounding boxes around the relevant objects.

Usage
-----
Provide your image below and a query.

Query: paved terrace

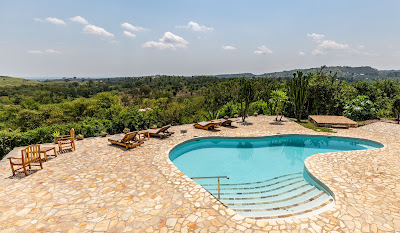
[0,116,399,233]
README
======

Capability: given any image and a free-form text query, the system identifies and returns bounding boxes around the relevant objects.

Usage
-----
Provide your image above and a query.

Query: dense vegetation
[1,67,400,159]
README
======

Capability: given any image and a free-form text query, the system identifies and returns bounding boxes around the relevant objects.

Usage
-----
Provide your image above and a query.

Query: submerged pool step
[206,175,304,191]
[222,186,318,206]
[201,172,302,188]
[211,179,308,199]
[200,173,334,220]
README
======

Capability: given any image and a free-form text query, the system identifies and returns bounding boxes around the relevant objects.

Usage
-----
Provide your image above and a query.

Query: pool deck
[0,116,399,232]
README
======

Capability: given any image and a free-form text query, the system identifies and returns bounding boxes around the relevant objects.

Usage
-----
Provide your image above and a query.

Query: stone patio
[0,116,399,232]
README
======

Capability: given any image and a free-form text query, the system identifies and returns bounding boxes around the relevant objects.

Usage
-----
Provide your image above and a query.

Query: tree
[269,90,288,121]
[392,97,400,123]
[238,78,254,122]
[287,71,312,121]
[203,84,228,120]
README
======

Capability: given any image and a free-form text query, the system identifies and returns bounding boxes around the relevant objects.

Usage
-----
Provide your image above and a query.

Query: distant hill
[213,66,400,82]
[0,76,39,86]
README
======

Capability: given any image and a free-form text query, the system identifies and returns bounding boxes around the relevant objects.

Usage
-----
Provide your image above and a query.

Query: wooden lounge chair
[108,131,144,149]
[212,118,233,127]
[57,128,76,152]
[194,121,219,130]
[147,125,174,138]
[8,145,43,176]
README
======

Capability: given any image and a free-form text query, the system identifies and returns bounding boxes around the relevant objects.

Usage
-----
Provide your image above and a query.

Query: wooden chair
[8,145,43,176]
[57,128,76,152]
[108,131,144,149]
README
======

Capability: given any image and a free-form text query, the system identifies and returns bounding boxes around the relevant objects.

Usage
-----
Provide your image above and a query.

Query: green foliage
[269,90,288,121]
[248,100,270,116]
[218,101,241,118]
[287,71,312,121]
[344,96,378,121]
[392,97,400,122]
[238,78,255,122]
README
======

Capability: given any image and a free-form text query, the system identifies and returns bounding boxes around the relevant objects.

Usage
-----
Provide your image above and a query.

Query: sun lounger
[8,145,43,176]
[212,118,233,127]
[147,125,174,138]
[194,121,219,130]
[108,131,144,149]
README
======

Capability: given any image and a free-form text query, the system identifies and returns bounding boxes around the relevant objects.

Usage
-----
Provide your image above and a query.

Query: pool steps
[202,172,333,219]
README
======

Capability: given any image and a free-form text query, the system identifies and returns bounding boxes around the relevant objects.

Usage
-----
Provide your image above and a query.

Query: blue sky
[1,0,400,78]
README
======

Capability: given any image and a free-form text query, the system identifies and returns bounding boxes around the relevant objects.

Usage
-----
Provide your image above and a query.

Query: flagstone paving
[0,116,399,232]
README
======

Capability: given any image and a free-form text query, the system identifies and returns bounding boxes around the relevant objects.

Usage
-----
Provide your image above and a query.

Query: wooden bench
[8,145,43,176]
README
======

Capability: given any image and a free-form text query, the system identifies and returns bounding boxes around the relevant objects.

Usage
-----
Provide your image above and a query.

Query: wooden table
[40,147,57,161]
[137,130,150,140]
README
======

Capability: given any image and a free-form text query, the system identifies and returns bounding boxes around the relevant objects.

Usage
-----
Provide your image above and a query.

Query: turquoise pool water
[169,135,383,219]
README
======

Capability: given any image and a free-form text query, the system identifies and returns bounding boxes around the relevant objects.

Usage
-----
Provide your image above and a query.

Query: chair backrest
[122,132,138,142]
[21,145,41,164]
[157,125,171,133]
[70,128,75,141]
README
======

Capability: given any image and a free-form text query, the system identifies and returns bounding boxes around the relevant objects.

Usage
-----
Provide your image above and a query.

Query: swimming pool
[169,135,383,219]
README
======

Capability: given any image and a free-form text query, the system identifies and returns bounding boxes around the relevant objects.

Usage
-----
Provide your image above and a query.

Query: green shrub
[218,101,241,118]
[249,100,270,115]
[344,96,378,121]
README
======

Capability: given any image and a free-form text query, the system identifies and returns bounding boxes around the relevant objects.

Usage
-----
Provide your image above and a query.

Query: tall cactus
[287,71,312,121]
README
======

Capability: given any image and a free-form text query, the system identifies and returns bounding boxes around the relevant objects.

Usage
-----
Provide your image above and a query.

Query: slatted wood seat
[147,125,174,138]
[57,128,76,152]
[108,131,144,149]
[8,145,43,176]
[194,121,220,130]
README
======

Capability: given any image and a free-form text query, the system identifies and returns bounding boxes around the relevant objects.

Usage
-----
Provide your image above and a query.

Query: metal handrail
[191,176,229,199]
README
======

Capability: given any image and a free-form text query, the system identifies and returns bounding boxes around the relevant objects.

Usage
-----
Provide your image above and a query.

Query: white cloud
[222,45,236,50]
[143,32,189,50]
[121,22,149,32]
[177,21,214,32]
[83,24,114,37]
[27,50,43,54]
[299,51,306,56]
[45,17,66,25]
[69,16,88,25]
[45,49,61,54]
[307,33,325,42]
[33,18,45,23]
[312,40,350,55]
[27,49,61,54]
[123,31,136,38]
[254,45,273,55]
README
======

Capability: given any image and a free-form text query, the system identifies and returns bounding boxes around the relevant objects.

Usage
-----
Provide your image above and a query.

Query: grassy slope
[289,118,336,133]
[0,76,39,86]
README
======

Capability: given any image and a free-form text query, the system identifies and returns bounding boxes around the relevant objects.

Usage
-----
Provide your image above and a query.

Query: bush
[218,101,241,118]
[248,100,270,116]
[344,96,378,121]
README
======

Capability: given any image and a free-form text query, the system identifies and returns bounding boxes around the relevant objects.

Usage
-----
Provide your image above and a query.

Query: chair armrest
[8,157,22,160]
